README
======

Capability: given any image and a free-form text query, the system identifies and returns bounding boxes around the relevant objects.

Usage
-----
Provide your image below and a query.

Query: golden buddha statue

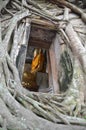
[22,48,45,92]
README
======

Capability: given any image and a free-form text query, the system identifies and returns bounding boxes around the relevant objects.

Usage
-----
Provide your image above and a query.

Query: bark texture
[0,0,86,130]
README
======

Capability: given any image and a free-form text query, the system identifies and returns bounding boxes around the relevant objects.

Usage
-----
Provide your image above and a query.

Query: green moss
[59,50,73,92]
[84,116,86,119]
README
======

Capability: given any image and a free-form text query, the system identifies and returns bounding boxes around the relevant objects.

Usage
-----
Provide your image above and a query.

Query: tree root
[5,54,86,125]
[0,1,86,129]
[55,0,86,23]
[0,43,85,129]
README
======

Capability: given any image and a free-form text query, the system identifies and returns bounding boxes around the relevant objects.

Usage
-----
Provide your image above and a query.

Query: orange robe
[31,52,44,73]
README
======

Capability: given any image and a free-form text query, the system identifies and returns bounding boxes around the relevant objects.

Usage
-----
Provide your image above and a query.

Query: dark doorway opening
[16,24,56,93]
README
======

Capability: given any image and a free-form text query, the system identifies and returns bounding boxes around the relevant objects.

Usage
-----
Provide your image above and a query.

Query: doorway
[16,24,56,93]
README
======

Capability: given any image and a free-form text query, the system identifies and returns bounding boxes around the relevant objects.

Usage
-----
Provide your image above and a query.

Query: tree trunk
[0,0,86,130]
